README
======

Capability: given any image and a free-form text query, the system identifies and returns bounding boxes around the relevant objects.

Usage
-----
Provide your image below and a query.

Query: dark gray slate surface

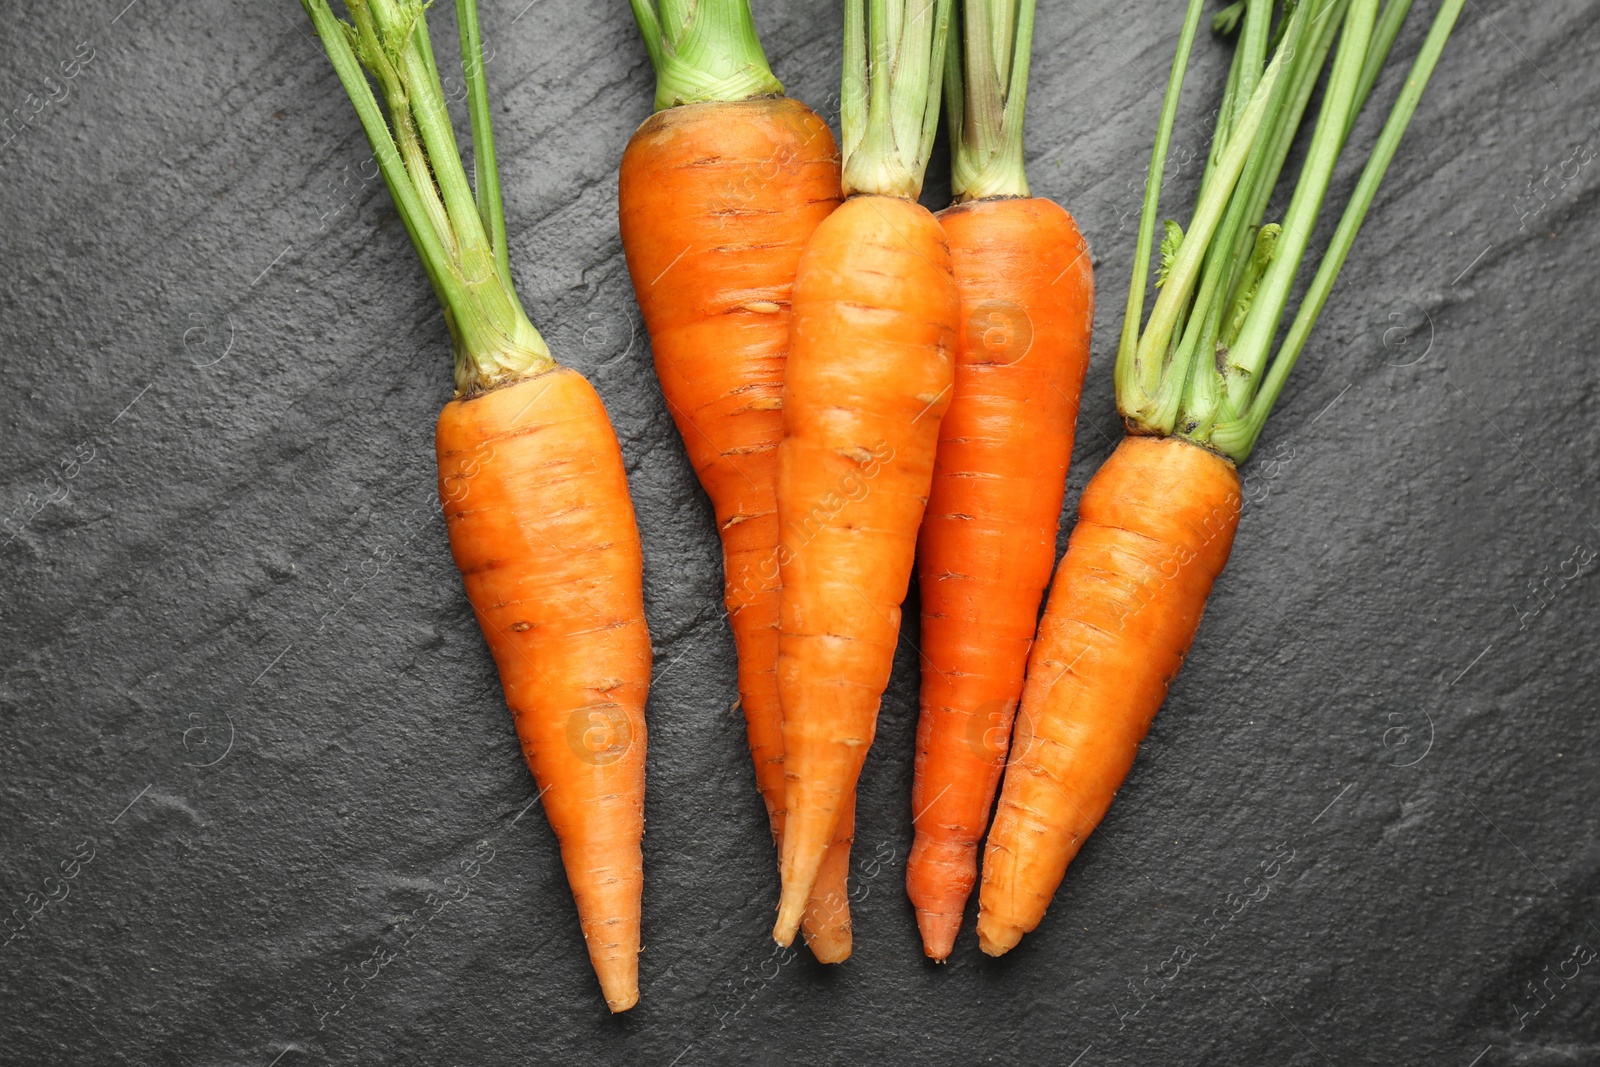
[2,0,1598,1063]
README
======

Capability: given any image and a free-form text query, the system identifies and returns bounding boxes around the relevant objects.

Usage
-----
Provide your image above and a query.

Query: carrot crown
[301,0,554,397]
[841,0,956,198]
[944,0,1036,201]
[628,0,783,111]
[1116,0,1464,462]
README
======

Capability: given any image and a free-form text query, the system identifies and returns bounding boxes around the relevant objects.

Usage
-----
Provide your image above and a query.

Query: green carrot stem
[842,0,955,198]
[1230,0,1273,133]
[1140,1,1313,435]
[1210,0,1466,459]
[456,0,512,293]
[303,0,456,316]
[1127,34,1289,411]
[385,5,495,267]
[1196,29,1246,209]
[1113,0,1207,411]
[1219,0,1378,417]
[627,0,783,110]
[302,0,552,395]
[842,0,868,163]
[1196,0,1271,208]
[947,0,1037,200]
[1348,0,1415,138]
[1225,0,1345,264]
[1165,0,1341,433]
[1120,0,1459,460]
[345,3,456,263]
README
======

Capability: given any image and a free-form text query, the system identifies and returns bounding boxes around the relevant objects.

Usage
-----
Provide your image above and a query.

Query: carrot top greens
[302,0,552,397]
[944,0,1037,201]
[1116,0,1464,463]
[628,0,783,111]
[841,0,956,198]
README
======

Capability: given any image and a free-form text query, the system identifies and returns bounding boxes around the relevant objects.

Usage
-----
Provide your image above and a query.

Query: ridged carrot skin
[617,96,858,958]
[977,435,1240,955]
[436,368,651,1011]
[773,194,959,944]
[908,196,1094,959]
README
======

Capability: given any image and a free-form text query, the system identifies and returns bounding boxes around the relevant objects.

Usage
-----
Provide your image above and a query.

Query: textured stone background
[2,0,1598,1063]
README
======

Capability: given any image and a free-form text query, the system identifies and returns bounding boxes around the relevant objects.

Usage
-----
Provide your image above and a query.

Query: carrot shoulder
[977,435,1238,955]
[909,197,1092,959]
[438,369,651,1007]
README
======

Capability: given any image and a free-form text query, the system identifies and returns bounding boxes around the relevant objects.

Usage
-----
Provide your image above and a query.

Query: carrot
[619,0,858,960]
[977,437,1238,953]
[977,0,1467,955]
[771,0,959,947]
[301,0,651,1010]
[906,0,1095,960]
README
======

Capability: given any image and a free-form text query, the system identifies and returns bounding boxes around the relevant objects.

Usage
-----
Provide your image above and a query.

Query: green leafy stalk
[302,0,551,396]
[1123,28,1290,416]
[1348,0,1415,137]
[1132,0,1315,435]
[1210,0,1467,457]
[1196,0,1269,207]
[1113,0,1208,408]
[842,0,956,197]
[1220,223,1280,347]
[1219,0,1378,415]
[1146,0,1346,437]
[628,0,783,110]
[945,0,1037,200]
[457,0,510,290]
[1117,0,1462,462]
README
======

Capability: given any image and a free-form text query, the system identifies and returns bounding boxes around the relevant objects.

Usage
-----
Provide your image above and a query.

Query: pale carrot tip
[804,933,852,964]
[594,962,640,1013]
[975,920,1023,957]
[915,909,961,961]
[772,896,804,947]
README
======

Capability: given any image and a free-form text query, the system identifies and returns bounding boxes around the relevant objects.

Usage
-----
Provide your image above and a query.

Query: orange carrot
[302,0,651,1009]
[773,191,958,945]
[908,195,1093,960]
[437,371,652,1004]
[977,436,1238,954]
[977,0,1465,955]
[901,0,1096,954]
[771,0,960,946]
[619,5,858,960]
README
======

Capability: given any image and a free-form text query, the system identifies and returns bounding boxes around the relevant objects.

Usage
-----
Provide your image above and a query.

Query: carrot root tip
[976,921,1024,957]
[804,936,852,965]
[915,909,962,962]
